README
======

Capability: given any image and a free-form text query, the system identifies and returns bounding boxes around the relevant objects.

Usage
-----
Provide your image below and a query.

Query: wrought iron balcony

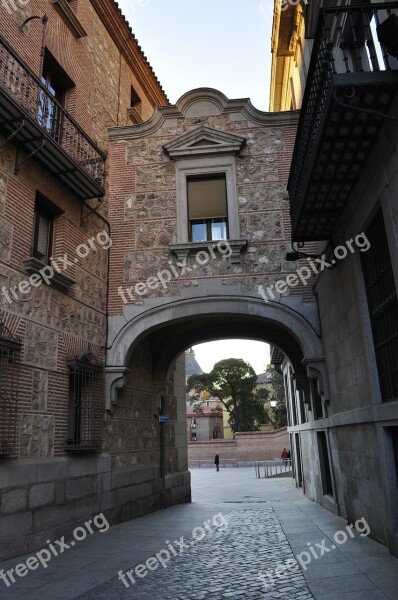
[0,35,106,199]
[288,3,398,242]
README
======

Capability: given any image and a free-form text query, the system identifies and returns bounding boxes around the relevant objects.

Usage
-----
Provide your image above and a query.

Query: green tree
[187,358,265,433]
[266,365,288,429]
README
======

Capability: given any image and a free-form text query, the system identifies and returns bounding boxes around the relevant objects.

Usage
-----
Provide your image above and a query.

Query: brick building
[0,0,167,560]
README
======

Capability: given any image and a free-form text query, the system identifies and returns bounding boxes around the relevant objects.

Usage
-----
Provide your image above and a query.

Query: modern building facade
[271,0,398,557]
[0,0,167,560]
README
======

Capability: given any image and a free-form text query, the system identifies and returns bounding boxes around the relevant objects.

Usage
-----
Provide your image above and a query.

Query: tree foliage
[187,358,266,433]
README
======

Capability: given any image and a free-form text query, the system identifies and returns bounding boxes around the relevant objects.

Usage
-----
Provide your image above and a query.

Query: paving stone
[74,507,313,600]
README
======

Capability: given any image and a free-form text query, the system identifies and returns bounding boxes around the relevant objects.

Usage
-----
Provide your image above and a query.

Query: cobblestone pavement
[75,507,313,600]
[1,469,397,600]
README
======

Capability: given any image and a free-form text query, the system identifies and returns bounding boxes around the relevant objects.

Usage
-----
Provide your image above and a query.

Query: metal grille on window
[0,313,22,456]
[66,353,104,452]
[362,211,398,402]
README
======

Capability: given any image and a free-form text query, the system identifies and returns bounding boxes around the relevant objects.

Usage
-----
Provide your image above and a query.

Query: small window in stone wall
[65,353,104,453]
[0,313,22,457]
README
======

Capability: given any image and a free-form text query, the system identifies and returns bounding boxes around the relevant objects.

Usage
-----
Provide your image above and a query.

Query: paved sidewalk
[0,468,397,599]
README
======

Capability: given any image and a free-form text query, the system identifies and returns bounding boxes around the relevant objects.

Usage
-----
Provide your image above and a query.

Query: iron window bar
[65,353,104,453]
[0,312,22,457]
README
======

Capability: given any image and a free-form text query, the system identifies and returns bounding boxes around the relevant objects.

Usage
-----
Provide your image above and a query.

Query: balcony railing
[288,3,398,242]
[0,35,106,199]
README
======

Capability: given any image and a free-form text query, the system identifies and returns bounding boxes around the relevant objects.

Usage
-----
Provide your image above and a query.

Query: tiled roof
[112,1,169,102]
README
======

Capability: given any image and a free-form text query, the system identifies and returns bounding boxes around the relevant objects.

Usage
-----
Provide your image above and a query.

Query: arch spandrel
[105,295,326,410]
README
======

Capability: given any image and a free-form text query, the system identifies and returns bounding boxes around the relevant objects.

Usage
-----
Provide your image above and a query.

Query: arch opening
[104,296,327,516]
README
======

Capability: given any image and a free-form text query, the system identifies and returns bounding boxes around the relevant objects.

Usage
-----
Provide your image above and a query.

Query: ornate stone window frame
[164,126,247,264]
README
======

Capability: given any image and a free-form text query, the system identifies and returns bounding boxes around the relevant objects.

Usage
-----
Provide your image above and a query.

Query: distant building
[185,348,223,441]
[187,399,224,442]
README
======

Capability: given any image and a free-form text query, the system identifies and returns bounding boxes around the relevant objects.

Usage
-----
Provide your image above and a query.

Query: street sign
[159,415,169,423]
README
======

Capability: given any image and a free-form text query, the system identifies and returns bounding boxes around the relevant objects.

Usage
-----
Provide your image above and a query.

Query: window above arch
[163,125,247,264]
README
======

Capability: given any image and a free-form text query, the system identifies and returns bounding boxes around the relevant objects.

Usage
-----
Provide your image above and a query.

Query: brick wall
[0,0,168,561]
[187,429,290,463]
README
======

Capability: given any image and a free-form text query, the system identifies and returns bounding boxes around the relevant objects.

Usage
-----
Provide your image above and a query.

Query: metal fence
[189,459,259,469]
[255,459,293,478]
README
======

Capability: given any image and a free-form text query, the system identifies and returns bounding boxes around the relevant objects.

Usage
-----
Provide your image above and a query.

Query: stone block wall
[0,455,110,560]
[0,452,190,561]
[294,95,398,556]
[107,92,317,315]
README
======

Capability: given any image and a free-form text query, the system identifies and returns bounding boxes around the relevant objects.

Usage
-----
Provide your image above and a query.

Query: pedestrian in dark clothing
[286,450,291,466]
[214,454,220,471]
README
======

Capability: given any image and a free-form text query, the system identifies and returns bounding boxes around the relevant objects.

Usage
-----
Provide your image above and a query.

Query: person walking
[281,448,288,467]
[214,454,220,472]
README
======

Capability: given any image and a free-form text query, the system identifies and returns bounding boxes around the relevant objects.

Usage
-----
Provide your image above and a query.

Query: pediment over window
[163,125,246,159]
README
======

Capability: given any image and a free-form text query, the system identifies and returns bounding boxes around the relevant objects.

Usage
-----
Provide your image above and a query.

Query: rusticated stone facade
[108,91,316,313]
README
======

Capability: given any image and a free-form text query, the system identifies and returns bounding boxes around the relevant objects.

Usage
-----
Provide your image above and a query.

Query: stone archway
[106,294,325,411]
[102,294,327,517]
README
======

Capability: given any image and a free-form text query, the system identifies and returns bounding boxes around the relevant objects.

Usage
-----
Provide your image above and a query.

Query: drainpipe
[160,395,166,505]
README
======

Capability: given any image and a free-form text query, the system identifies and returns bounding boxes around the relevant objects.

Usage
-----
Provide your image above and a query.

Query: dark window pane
[362,211,398,401]
[33,206,53,264]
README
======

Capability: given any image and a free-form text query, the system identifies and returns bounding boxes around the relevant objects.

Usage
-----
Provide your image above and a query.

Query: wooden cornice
[89,0,169,108]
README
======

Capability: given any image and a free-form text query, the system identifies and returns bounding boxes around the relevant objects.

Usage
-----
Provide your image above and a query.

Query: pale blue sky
[118,0,273,370]
[117,0,274,110]
[193,340,271,375]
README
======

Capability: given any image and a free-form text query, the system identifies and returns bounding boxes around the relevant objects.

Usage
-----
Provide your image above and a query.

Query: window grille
[0,314,22,456]
[65,353,104,453]
[362,211,398,402]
